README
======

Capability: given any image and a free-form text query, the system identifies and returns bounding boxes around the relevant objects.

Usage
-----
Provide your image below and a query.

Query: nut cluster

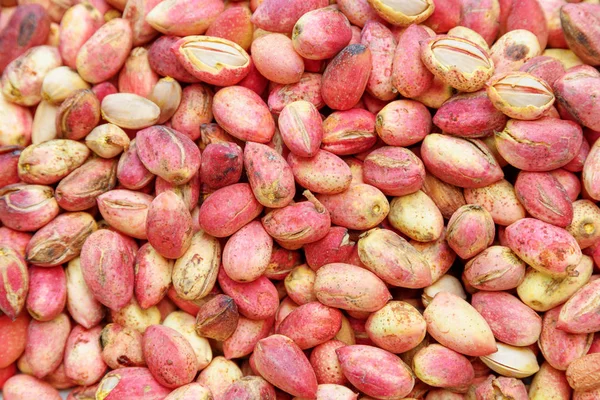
[1,0,600,399]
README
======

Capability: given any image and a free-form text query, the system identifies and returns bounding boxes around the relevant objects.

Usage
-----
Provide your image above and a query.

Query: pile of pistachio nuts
[1,0,600,398]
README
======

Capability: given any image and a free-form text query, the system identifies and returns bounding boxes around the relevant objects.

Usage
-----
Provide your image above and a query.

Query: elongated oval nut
[223,221,272,283]
[2,374,61,400]
[358,228,432,288]
[76,18,133,84]
[244,142,295,208]
[472,291,541,346]
[55,157,118,211]
[517,255,593,312]
[146,191,193,259]
[277,301,342,350]
[365,301,426,354]
[148,77,182,125]
[172,230,221,301]
[505,218,582,278]
[25,312,71,378]
[96,367,171,400]
[261,191,331,248]
[284,264,317,305]
[314,263,391,312]
[31,101,58,145]
[363,146,426,197]
[514,171,573,228]
[495,117,583,172]
[367,0,434,26]
[173,36,251,86]
[487,72,555,120]
[134,243,173,309]
[480,342,540,378]
[287,150,352,195]
[464,179,525,226]
[0,184,59,232]
[539,305,592,371]
[18,139,90,185]
[424,291,497,357]
[421,134,503,189]
[337,344,415,399]
[41,66,90,105]
[389,190,443,242]
[278,100,323,157]
[66,257,105,329]
[101,93,160,130]
[25,212,97,267]
[253,334,318,398]
[145,0,224,36]
[421,36,495,92]
[558,278,600,334]
[198,183,264,238]
[316,184,389,230]
[463,245,526,291]
[583,137,600,201]
[80,229,134,311]
[136,125,201,185]
[0,246,29,319]
[116,139,154,190]
[446,204,495,259]
[413,343,474,389]
[64,325,106,386]
[561,4,600,66]
[142,325,197,388]
[97,190,152,240]
[218,268,279,320]
[26,266,66,322]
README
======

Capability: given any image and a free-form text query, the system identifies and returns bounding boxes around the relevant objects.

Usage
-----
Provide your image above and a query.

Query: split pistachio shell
[423,291,497,357]
[420,36,495,92]
[101,93,160,130]
[367,0,434,26]
[174,36,251,86]
[487,72,555,120]
[480,342,540,378]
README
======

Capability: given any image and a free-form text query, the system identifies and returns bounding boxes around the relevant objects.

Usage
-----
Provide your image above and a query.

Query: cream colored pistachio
[148,77,182,124]
[31,101,58,145]
[487,72,554,120]
[179,36,250,73]
[85,124,130,159]
[101,93,160,129]
[480,342,540,378]
[41,67,90,105]
[367,0,434,26]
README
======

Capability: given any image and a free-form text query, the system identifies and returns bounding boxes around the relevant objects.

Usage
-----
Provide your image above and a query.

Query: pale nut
[101,93,160,129]
[41,67,90,105]
[480,342,540,378]
[487,72,555,120]
[421,36,495,93]
[85,124,130,159]
[367,0,435,26]
[148,77,182,125]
